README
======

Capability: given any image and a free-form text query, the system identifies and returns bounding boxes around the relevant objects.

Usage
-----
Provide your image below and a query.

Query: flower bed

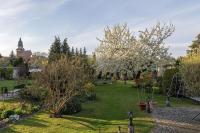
[0,100,40,128]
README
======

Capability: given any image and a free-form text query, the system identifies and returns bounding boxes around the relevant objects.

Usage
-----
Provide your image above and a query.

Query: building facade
[16,38,32,62]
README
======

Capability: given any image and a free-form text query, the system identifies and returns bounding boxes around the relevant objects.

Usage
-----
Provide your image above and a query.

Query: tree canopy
[96,23,175,74]
[48,37,87,63]
[187,33,200,55]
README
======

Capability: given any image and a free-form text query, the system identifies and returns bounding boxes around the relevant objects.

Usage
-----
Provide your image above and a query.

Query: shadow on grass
[63,115,111,129]
[14,117,49,127]
[63,115,126,132]
[63,115,154,132]
[0,128,21,133]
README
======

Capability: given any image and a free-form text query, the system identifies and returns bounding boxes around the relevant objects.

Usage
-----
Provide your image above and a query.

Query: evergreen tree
[61,38,70,56]
[190,34,200,49]
[188,33,200,54]
[13,57,24,67]
[48,36,62,62]
[83,47,87,57]
[79,48,83,56]
[10,50,15,58]
[0,53,2,58]
[75,48,79,56]
[54,37,61,54]
[71,47,75,56]
[9,50,15,65]
[83,47,87,59]
[81,46,88,65]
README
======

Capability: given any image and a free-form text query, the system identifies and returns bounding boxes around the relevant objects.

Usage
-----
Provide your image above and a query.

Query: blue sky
[0,0,200,57]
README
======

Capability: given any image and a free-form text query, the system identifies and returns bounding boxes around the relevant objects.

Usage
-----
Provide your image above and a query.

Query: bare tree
[37,56,85,117]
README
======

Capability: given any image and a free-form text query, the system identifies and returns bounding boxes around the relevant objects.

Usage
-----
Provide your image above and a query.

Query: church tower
[16,38,25,57]
[16,37,32,62]
[17,38,24,51]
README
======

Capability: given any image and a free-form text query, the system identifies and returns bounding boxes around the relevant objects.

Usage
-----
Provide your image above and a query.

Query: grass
[0,81,198,133]
[0,80,32,92]
[0,80,17,91]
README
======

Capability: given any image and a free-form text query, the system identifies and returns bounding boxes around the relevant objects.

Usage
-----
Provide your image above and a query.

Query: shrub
[19,84,47,103]
[84,82,96,100]
[156,77,163,88]
[154,77,163,94]
[152,86,160,94]
[162,68,179,95]
[30,105,40,112]
[0,87,9,95]
[0,110,2,120]
[61,97,82,115]
[14,84,26,89]
[180,54,200,96]
[19,88,47,104]
[14,104,40,116]
[0,67,13,80]
[139,72,153,92]
[1,109,15,119]
[15,108,23,115]
[36,57,88,117]
[22,104,39,114]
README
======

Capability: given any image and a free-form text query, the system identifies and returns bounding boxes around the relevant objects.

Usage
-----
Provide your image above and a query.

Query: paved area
[151,107,200,133]
[0,89,20,100]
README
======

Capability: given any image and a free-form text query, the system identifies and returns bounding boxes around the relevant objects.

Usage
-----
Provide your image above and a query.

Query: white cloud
[0,0,32,17]
[68,27,103,54]
[0,0,69,18]
[0,0,70,56]
[0,0,200,58]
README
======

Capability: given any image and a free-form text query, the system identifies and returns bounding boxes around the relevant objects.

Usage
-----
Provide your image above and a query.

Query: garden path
[0,89,20,100]
[190,97,200,104]
[151,107,200,133]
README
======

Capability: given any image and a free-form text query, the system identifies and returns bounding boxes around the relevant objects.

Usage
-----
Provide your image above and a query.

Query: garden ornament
[128,111,134,133]
[9,114,20,122]
[146,96,152,113]
[166,96,171,107]
[118,126,121,133]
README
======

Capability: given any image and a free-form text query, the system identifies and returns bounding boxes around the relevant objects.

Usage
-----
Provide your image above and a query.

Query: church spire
[18,37,23,49]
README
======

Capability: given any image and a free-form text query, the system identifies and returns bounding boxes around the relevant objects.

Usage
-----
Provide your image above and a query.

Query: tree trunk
[50,113,62,118]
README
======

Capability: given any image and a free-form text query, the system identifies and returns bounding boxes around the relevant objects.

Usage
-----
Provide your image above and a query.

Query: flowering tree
[96,23,175,75]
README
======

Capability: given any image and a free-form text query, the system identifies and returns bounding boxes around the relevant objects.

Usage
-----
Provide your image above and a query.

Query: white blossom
[96,23,175,74]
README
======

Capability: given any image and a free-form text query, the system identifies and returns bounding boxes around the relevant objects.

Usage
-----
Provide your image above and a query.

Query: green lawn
[0,80,32,92]
[0,80,17,91]
[0,81,198,133]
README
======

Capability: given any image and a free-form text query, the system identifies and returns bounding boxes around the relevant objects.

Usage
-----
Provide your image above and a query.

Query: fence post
[128,111,134,133]
[118,126,121,133]
[99,127,101,133]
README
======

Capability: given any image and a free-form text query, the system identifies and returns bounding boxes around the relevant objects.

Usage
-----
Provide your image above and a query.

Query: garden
[0,23,200,133]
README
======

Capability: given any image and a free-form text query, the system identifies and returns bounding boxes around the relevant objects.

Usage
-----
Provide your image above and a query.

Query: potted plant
[137,71,154,111]
[138,101,146,111]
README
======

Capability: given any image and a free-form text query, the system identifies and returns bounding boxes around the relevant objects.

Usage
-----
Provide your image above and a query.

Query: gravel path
[151,107,200,133]
[0,89,20,100]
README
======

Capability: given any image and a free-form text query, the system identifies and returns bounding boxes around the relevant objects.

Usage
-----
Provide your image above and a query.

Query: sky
[0,0,200,57]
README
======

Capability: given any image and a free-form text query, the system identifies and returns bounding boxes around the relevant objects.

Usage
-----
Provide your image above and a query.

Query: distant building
[16,38,32,62]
